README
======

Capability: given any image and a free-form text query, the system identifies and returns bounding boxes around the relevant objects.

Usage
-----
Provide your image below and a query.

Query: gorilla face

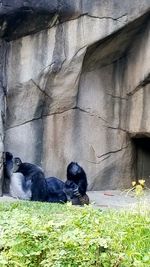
[64,180,79,200]
[13,157,22,172]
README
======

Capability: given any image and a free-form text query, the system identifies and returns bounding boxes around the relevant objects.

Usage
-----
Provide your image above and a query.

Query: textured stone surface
[0,39,7,195]
[1,0,150,192]
[128,84,150,136]
[126,20,150,137]
[0,0,150,40]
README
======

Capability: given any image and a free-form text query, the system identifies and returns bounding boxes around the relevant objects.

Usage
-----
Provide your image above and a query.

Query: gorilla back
[46,177,67,203]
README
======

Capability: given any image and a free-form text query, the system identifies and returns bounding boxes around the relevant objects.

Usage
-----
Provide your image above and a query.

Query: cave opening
[133,137,150,187]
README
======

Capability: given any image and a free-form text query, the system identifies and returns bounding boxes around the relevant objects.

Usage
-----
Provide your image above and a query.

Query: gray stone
[128,84,150,136]
[5,119,43,165]
[6,80,45,128]
[0,40,7,196]
[1,0,150,194]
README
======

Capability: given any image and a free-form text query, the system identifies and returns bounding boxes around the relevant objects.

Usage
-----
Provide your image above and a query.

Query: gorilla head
[67,162,82,180]
[13,157,22,172]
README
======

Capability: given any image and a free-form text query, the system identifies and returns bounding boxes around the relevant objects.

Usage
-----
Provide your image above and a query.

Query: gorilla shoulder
[13,157,44,178]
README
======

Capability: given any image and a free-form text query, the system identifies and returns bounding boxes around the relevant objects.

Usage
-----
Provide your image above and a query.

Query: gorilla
[3,152,13,193]
[4,154,89,205]
[64,162,89,205]
[13,157,67,203]
[66,162,88,196]
[3,152,31,199]
[13,157,46,201]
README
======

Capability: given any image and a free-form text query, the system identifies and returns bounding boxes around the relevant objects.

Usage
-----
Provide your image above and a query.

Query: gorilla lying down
[4,152,89,205]
[10,156,67,203]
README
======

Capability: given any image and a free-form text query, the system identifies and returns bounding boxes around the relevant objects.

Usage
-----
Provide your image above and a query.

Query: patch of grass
[0,201,149,266]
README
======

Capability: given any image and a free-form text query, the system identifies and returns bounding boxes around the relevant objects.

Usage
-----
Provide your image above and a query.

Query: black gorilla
[13,157,67,203]
[66,162,88,196]
[13,157,46,201]
[4,155,31,199]
[64,162,89,205]
[3,152,13,193]
[4,154,89,204]
[4,152,13,177]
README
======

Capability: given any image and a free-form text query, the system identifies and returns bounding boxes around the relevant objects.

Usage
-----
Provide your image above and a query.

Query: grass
[0,201,149,266]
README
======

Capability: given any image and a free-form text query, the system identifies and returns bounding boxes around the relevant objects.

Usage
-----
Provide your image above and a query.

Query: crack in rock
[62,13,128,24]
[86,155,111,165]
[106,93,127,100]
[86,13,128,22]
[71,45,87,60]
[6,104,108,130]
[97,145,128,159]
[31,79,51,98]
[85,144,128,165]
[6,105,127,133]
[76,106,108,123]
[104,125,127,132]
[6,107,75,130]
[127,73,150,96]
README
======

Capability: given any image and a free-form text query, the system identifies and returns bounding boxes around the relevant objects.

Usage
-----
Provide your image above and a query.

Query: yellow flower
[138,179,145,186]
[132,181,136,187]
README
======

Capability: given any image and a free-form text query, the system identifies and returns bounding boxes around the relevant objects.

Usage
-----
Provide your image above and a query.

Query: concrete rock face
[0,0,150,192]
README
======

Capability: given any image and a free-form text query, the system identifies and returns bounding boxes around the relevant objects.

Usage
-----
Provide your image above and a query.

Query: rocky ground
[88,190,150,210]
[1,190,149,210]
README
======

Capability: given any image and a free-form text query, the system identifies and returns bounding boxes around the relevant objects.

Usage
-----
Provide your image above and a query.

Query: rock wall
[0,0,150,191]
[0,40,7,195]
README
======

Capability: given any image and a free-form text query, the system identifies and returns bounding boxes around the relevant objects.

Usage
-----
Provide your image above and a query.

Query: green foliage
[0,201,149,266]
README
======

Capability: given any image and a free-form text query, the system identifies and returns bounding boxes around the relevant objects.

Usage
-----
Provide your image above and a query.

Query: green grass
[0,201,149,266]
